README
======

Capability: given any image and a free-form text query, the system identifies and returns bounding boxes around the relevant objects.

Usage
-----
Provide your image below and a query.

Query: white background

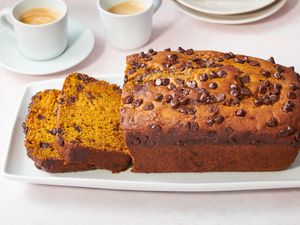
[1,0,300,224]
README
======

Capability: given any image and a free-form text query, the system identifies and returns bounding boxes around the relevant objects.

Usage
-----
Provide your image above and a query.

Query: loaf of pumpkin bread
[23,89,96,172]
[56,73,131,173]
[121,48,300,172]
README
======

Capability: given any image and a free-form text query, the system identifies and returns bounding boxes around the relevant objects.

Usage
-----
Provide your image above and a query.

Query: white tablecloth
[0,0,300,224]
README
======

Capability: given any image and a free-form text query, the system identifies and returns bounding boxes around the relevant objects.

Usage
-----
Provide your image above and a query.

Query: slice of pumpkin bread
[56,73,131,173]
[23,89,96,173]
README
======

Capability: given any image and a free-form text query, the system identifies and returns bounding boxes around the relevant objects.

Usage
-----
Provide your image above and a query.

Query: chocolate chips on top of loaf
[122,49,300,153]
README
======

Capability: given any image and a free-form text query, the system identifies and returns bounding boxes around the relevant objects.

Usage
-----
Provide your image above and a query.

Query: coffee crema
[19,8,59,25]
[107,1,144,15]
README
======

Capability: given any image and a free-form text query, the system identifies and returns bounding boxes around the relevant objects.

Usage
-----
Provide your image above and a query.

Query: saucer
[176,0,276,15]
[0,19,94,75]
[174,0,287,25]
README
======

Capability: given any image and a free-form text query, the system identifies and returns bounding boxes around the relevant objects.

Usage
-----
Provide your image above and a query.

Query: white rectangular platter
[2,74,300,192]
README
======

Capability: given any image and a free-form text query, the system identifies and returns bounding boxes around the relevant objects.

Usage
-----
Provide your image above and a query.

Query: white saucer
[174,0,287,25]
[176,0,276,15]
[0,19,95,75]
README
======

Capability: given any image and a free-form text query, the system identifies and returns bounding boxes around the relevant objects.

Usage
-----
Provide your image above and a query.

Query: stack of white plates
[174,0,287,24]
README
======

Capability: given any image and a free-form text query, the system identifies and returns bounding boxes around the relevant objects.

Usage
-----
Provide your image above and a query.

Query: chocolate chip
[132,99,143,107]
[249,60,260,66]
[230,89,239,97]
[278,126,296,138]
[139,51,145,58]
[206,117,214,126]
[74,125,81,132]
[178,47,185,53]
[148,49,154,53]
[167,54,178,62]
[289,83,299,91]
[209,71,218,79]
[123,95,133,104]
[236,109,246,117]
[162,78,170,86]
[208,82,218,89]
[266,118,278,127]
[155,78,162,86]
[144,102,154,111]
[273,72,282,79]
[260,70,271,78]
[168,83,176,90]
[275,64,285,73]
[40,142,51,148]
[288,92,297,99]
[76,84,84,92]
[274,83,282,90]
[179,98,189,105]
[127,68,135,75]
[58,98,64,104]
[37,115,45,120]
[270,94,279,102]
[186,80,197,88]
[150,124,161,132]
[185,49,194,55]
[48,128,58,135]
[176,78,185,87]
[230,84,238,89]
[217,70,227,78]
[187,122,199,132]
[69,96,77,103]
[154,93,163,101]
[240,88,250,96]
[282,101,295,112]
[239,76,251,84]
[132,138,141,145]
[199,73,208,82]
[216,93,226,102]
[135,75,143,83]
[131,61,141,69]
[164,94,173,103]
[164,48,171,52]
[57,136,64,147]
[214,57,224,62]
[187,107,197,115]
[258,85,267,94]
[223,52,235,59]
[235,56,248,63]
[214,115,224,124]
[170,99,180,108]
[268,57,275,64]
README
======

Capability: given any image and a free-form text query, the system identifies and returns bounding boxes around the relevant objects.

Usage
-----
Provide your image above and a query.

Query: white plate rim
[0,19,95,76]
[176,0,276,15]
[174,0,287,25]
[2,74,300,192]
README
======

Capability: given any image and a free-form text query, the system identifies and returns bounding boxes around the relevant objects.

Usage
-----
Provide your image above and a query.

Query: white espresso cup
[0,0,68,61]
[97,0,161,50]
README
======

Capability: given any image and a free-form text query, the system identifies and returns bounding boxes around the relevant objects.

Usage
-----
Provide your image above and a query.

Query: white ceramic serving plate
[176,0,276,15]
[2,74,300,192]
[174,0,287,25]
[0,19,94,75]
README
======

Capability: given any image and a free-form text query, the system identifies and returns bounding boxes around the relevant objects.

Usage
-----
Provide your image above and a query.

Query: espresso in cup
[19,8,59,25]
[107,0,144,15]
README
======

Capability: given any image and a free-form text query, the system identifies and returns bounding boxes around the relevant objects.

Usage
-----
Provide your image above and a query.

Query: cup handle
[153,0,162,14]
[0,8,15,37]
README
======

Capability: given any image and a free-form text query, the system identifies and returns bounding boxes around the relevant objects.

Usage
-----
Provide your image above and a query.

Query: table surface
[1,0,300,224]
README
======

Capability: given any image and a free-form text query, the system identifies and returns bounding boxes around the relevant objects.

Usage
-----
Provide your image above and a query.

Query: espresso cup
[0,0,68,61]
[97,0,161,50]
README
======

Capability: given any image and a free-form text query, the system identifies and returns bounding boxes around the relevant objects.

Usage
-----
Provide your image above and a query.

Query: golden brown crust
[121,48,300,172]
